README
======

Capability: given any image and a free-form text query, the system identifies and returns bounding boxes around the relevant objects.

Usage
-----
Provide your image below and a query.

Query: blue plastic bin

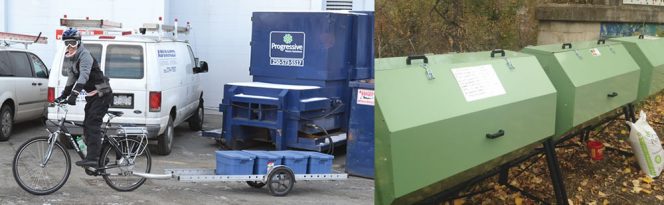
[215,151,255,175]
[271,151,308,174]
[296,151,334,174]
[242,150,282,174]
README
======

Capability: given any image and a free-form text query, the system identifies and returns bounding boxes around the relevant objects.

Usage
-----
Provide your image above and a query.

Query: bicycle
[12,102,152,195]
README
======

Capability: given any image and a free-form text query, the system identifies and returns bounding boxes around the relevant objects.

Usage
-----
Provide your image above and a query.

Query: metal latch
[598,39,615,54]
[562,43,582,60]
[491,49,515,70]
[406,55,435,80]
[421,63,435,80]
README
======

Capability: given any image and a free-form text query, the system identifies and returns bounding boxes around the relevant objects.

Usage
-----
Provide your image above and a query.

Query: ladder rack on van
[140,17,191,42]
[0,32,48,49]
[58,17,130,39]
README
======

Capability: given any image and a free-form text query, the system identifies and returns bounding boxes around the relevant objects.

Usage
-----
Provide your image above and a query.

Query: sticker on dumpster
[451,64,506,102]
[269,31,305,67]
[590,48,601,57]
[357,89,375,106]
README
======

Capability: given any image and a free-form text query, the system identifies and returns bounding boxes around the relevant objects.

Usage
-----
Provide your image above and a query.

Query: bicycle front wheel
[101,137,151,191]
[12,136,71,195]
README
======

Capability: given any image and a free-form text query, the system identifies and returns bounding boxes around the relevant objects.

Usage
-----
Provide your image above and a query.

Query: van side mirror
[193,61,208,73]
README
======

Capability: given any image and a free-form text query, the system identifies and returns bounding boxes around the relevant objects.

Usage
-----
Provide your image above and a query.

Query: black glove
[65,84,84,105]
[56,85,73,103]
[66,93,77,105]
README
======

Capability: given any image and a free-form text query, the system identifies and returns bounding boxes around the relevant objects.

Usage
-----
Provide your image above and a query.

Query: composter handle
[486,129,505,139]
[607,92,618,98]
[406,55,428,65]
[490,49,505,58]
[562,43,572,49]
[639,34,645,39]
[597,39,605,45]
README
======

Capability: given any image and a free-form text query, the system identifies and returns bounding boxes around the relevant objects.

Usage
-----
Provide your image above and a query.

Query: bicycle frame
[45,103,147,173]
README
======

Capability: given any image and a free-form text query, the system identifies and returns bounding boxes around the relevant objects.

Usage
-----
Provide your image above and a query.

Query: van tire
[188,99,204,131]
[157,117,174,155]
[0,105,13,141]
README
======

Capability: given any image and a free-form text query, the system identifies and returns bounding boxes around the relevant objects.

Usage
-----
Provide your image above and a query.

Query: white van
[47,20,208,155]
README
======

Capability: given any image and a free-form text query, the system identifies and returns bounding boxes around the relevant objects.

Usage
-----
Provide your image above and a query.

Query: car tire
[157,117,174,155]
[188,99,204,131]
[0,104,13,141]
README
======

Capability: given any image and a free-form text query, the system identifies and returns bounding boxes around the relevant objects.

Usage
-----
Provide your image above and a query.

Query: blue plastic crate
[296,151,334,174]
[270,151,308,174]
[242,150,282,174]
[215,151,255,175]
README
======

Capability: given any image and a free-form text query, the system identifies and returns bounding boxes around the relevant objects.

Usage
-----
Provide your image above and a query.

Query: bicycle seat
[107,111,124,117]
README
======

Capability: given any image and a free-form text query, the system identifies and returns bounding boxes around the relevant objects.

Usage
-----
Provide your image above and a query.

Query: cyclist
[56,28,113,167]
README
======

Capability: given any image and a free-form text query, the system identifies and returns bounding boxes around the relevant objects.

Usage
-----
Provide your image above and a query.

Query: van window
[105,45,144,79]
[0,52,12,76]
[29,54,49,78]
[9,52,33,77]
[62,44,103,76]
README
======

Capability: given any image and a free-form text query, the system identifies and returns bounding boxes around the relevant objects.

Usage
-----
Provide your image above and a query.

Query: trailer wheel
[246,181,266,188]
[267,166,294,196]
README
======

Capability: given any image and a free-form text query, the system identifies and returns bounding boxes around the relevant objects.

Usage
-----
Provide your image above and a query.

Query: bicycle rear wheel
[101,137,151,191]
[12,136,71,195]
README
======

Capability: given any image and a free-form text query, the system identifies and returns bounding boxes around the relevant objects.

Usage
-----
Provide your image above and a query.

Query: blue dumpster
[346,80,374,178]
[208,11,375,152]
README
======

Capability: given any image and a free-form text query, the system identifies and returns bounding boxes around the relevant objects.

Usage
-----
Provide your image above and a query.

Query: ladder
[0,32,48,49]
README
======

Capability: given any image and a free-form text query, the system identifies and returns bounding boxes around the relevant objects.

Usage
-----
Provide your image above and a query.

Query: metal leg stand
[544,138,569,205]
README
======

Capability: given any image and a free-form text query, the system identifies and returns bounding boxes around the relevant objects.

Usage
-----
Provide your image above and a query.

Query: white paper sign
[451,64,506,102]
[590,48,601,57]
[357,89,375,106]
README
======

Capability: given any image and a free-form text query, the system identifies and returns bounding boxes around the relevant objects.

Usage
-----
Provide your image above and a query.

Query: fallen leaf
[656,195,664,201]
[624,168,632,174]
[580,179,589,186]
[642,177,654,184]
[515,196,523,205]
[603,199,609,205]
[568,199,575,205]
[453,198,465,205]
[633,186,642,193]
[598,191,607,198]
[588,201,597,205]
[642,189,653,194]
[621,130,628,135]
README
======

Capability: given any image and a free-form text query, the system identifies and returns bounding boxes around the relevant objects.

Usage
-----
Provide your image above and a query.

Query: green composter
[375,50,557,204]
[610,35,664,101]
[521,40,641,137]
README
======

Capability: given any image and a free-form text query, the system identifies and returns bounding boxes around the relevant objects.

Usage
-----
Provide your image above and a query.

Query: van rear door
[104,43,148,124]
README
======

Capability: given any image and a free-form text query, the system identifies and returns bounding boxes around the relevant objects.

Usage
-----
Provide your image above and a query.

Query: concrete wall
[538,21,600,44]
[537,2,664,44]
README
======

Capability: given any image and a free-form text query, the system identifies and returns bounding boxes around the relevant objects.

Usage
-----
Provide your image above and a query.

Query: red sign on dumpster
[357,89,374,106]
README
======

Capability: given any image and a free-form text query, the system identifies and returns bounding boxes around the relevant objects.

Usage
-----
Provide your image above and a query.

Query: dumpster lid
[227,82,320,90]
[524,40,622,53]
[610,35,662,43]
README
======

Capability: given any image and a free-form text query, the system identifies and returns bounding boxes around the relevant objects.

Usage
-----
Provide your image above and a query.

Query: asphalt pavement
[0,112,373,205]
